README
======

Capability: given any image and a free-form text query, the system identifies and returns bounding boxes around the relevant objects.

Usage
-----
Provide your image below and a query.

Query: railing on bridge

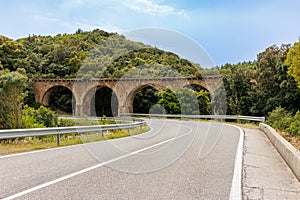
[32,75,220,82]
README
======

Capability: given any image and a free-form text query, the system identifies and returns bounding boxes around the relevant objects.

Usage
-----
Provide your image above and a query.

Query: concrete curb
[259,123,300,181]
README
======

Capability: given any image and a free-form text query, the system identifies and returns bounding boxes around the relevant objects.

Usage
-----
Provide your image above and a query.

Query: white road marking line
[229,125,244,200]
[2,126,192,200]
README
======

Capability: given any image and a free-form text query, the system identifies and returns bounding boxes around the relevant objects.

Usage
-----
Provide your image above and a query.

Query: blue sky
[1,0,300,66]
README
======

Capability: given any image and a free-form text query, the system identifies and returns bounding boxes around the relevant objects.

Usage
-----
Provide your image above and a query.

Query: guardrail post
[57,134,60,145]
[101,130,104,138]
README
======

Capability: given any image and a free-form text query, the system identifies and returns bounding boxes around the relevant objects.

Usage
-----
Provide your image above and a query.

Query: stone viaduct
[32,76,221,116]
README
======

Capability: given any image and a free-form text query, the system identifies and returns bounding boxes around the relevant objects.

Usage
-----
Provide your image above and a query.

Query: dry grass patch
[277,131,300,151]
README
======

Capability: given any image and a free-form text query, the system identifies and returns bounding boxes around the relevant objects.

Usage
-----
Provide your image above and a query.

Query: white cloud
[74,19,127,33]
[124,0,186,16]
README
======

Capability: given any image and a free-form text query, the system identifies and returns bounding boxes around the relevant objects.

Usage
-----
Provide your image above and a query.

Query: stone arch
[83,85,119,117]
[184,84,210,93]
[132,85,161,114]
[41,86,76,113]
[190,76,222,95]
[125,83,164,113]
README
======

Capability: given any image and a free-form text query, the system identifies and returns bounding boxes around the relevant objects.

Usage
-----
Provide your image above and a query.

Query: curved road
[0,119,241,199]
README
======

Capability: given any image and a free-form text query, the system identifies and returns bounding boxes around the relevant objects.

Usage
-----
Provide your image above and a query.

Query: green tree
[34,106,58,127]
[286,41,300,88]
[133,86,160,114]
[0,69,28,129]
[211,85,227,115]
[251,44,300,115]
[158,87,180,114]
[22,105,58,128]
[176,87,199,115]
[157,87,210,115]
[221,62,254,115]
[49,87,74,114]
[196,89,211,115]
[0,36,25,71]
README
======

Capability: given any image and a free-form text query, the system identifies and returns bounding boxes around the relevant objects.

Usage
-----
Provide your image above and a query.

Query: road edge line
[229,125,244,200]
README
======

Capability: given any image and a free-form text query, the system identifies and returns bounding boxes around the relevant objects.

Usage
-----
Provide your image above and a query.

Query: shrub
[34,106,58,127]
[58,118,76,127]
[22,105,58,128]
[286,111,300,136]
[267,107,300,137]
[266,107,293,130]
[22,106,46,128]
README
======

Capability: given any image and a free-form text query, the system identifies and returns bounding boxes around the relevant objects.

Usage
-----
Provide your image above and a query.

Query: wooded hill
[0,29,202,79]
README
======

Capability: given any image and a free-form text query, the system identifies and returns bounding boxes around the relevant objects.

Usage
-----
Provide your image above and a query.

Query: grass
[224,121,259,129]
[0,125,150,156]
[276,130,300,151]
[58,117,122,126]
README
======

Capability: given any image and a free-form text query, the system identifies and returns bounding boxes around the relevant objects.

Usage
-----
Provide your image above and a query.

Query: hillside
[0,29,202,79]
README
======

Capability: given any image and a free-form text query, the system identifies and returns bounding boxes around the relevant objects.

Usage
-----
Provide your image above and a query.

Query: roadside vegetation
[266,107,300,150]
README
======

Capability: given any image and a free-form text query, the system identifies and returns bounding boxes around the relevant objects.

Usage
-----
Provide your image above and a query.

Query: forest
[0,29,300,140]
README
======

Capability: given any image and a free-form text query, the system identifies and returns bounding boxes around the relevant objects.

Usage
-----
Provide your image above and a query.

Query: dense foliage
[220,62,254,115]
[0,69,28,128]
[106,48,202,78]
[0,29,201,79]
[22,105,58,128]
[286,41,300,88]
[220,45,300,117]
[156,87,211,115]
[49,87,74,113]
[267,107,300,137]
[133,86,160,114]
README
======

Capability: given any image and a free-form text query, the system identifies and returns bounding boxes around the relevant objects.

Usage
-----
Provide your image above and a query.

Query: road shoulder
[242,128,300,199]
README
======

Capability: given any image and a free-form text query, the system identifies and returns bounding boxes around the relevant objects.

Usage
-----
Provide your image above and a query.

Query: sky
[1,0,300,67]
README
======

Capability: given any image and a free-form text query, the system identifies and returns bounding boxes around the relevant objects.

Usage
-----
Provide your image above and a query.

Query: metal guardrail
[0,118,146,145]
[120,113,265,122]
[0,114,264,146]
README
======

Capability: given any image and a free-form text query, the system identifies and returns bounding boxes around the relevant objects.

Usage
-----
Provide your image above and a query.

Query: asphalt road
[0,119,241,199]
